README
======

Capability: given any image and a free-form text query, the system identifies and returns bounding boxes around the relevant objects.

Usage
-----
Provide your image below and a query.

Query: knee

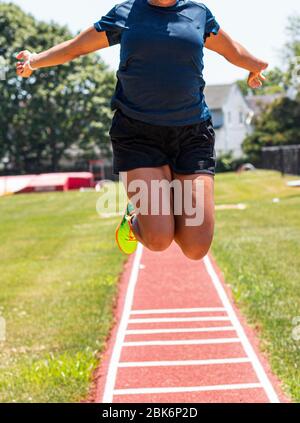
[177,237,213,261]
[143,231,174,252]
[182,244,211,261]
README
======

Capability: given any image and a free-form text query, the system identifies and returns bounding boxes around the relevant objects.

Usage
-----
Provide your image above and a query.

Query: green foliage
[0,2,116,173]
[238,13,300,96]
[238,16,300,182]
[242,13,300,163]
[243,97,300,163]
[285,15,300,59]
[237,68,286,97]
[216,152,247,173]
[284,15,300,89]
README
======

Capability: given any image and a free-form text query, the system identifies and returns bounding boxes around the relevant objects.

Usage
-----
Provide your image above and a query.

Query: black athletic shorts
[109,109,216,176]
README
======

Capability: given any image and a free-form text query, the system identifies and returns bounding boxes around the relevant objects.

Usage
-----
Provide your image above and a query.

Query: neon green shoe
[115,203,138,255]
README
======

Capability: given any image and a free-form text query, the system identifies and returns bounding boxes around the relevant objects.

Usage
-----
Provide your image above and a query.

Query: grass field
[0,187,127,403]
[0,171,299,402]
[213,171,300,402]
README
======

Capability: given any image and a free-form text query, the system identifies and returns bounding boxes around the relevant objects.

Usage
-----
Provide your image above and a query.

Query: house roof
[204,83,281,114]
[204,84,234,110]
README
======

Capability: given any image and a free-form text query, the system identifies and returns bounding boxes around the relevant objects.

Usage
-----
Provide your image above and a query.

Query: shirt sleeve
[94,6,122,46]
[204,6,220,41]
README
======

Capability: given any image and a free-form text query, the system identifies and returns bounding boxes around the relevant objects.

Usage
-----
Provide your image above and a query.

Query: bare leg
[173,173,215,261]
[121,165,175,252]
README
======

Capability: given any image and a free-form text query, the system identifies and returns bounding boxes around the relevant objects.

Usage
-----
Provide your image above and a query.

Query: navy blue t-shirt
[94,0,220,126]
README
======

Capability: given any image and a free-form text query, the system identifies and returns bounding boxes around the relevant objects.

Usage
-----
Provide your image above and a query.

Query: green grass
[213,171,300,402]
[0,188,127,403]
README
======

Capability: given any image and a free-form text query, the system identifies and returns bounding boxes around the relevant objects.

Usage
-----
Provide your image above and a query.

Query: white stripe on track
[130,307,225,315]
[113,383,263,396]
[125,326,235,335]
[203,256,280,403]
[123,338,240,347]
[129,316,230,323]
[102,244,144,403]
[101,247,280,403]
[118,357,251,368]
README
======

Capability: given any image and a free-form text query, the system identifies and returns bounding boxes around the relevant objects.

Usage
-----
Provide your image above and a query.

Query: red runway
[93,243,287,403]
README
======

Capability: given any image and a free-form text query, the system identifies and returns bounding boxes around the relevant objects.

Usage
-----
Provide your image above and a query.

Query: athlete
[16,0,268,259]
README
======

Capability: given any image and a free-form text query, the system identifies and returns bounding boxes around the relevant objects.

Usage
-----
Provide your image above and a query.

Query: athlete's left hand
[247,62,268,89]
[16,50,34,78]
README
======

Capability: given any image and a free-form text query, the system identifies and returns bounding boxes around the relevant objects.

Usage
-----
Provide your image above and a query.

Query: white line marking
[203,256,280,404]
[126,326,235,335]
[129,316,231,323]
[102,243,144,403]
[114,383,263,396]
[118,357,251,368]
[123,338,240,347]
[130,307,225,315]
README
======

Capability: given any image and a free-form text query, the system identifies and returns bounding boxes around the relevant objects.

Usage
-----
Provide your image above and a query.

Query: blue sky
[4,0,300,84]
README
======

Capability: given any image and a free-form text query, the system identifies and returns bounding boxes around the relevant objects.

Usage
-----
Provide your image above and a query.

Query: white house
[204,83,253,157]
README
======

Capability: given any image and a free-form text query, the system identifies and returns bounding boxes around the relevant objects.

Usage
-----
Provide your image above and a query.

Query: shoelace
[128,229,136,242]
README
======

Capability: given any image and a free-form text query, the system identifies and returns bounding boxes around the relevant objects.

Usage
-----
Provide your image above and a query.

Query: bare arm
[16,27,109,78]
[205,29,268,88]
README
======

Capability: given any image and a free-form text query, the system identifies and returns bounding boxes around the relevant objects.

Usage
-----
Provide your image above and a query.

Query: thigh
[121,165,175,239]
[173,173,215,245]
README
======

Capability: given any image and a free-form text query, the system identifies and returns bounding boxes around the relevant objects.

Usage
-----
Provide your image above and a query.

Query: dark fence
[261,145,300,176]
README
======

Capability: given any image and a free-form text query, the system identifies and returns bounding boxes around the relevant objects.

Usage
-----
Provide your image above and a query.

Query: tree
[0,2,116,173]
[284,15,300,92]
[285,15,300,59]
[237,67,286,97]
[238,13,300,97]
[243,97,300,163]
[242,13,300,163]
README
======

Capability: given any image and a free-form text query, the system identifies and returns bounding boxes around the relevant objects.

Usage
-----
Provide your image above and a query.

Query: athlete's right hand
[16,50,34,78]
